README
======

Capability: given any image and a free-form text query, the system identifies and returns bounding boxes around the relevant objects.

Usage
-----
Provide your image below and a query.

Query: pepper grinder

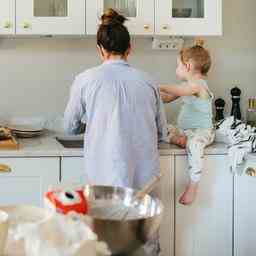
[231,87,242,119]
[215,98,225,121]
[231,87,242,129]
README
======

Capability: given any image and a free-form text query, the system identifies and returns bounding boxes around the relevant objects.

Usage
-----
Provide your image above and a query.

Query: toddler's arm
[160,91,179,103]
[160,82,201,97]
[160,84,179,103]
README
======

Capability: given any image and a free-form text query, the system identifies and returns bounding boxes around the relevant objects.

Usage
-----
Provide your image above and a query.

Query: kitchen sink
[56,135,84,148]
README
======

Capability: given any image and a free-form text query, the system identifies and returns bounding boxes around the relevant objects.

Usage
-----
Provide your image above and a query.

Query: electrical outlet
[152,37,184,50]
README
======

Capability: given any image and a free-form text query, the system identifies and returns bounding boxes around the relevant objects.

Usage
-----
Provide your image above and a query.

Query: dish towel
[215,117,256,173]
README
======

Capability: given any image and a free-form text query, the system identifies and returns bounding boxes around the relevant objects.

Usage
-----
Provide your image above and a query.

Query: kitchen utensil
[6,124,44,132]
[5,123,45,138]
[85,185,164,255]
[12,130,45,138]
[56,135,84,148]
[107,171,163,221]
[0,210,9,255]
[231,87,242,129]
[215,98,225,122]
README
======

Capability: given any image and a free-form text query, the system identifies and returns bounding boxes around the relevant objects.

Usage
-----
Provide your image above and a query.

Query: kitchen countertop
[0,134,228,157]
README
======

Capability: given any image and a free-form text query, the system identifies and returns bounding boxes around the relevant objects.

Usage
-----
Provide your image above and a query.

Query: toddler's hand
[160,91,174,103]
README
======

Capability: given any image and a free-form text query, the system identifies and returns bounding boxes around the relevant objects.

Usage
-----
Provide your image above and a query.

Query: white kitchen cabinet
[16,0,85,35]
[175,154,232,256]
[0,157,59,206]
[155,0,222,35]
[234,164,256,256]
[0,0,15,34]
[61,157,86,183]
[155,156,174,256]
[86,0,155,35]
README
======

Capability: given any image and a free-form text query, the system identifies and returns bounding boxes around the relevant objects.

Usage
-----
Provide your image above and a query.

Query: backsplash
[0,0,255,124]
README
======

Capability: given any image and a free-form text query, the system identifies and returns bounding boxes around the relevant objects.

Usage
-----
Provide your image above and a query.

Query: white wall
[0,0,255,123]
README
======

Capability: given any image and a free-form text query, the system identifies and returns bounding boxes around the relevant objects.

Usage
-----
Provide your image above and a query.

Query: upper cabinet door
[0,0,15,34]
[16,0,85,35]
[86,0,154,35]
[156,0,222,36]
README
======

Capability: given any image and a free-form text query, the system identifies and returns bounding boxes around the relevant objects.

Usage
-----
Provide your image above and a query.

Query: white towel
[216,117,256,173]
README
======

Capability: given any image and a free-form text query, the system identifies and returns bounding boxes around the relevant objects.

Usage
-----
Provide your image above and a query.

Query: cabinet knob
[3,21,12,29]
[162,25,169,30]
[0,164,12,173]
[21,21,31,29]
[144,24,150,30]
[246,167,256,177]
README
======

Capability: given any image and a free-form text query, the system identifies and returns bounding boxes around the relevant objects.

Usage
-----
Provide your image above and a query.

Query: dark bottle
[231,87,242,129]
[215,98,225,122]
[231,87,242,120]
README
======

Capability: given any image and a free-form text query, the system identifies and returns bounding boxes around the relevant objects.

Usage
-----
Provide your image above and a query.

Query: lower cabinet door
[175,155,233,256]
[61,157,85,183]
[0,157,59,206]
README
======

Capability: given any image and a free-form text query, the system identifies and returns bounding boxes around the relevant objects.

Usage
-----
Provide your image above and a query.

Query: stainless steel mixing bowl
[84,185,164,255]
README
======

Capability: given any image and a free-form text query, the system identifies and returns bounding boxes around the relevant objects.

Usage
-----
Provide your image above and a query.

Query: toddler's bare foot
[170,135,187,148]
[179,182,199,205]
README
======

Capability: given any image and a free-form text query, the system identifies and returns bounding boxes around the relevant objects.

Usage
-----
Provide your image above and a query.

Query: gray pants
[168,125,215,182]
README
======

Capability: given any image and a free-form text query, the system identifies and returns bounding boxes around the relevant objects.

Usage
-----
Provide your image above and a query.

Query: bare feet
[170,135,187,148]
[179,182,199,205]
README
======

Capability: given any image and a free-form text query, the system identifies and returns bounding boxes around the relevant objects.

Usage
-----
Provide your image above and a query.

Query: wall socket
[152,37,184,50]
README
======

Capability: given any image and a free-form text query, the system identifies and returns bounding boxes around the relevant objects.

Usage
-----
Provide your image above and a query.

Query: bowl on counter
[172,8,192,18]
[56,135,84,148]
[84,185,164,255]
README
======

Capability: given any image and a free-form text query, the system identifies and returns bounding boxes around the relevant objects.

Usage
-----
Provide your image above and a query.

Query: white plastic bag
[15,213,110,256]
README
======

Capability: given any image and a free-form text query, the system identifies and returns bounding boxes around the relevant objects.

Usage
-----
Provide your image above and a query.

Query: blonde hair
[179,39,211,75]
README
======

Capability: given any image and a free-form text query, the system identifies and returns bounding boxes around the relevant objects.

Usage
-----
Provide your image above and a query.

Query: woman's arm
[64,77,86,135]
[155,89,168,143]
[160,83,201,97]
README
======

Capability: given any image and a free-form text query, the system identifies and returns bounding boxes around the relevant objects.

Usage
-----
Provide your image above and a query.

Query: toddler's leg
[179,130,215,205]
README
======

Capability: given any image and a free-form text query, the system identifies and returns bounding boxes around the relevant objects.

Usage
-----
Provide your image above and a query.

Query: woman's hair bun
[101,8,127,26]
[194,37,205,47]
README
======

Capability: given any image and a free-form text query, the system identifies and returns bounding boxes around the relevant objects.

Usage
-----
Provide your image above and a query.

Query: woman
[64,9,167,255]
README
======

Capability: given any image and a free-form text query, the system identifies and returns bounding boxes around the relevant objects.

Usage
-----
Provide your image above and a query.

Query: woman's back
[71,60,166,188]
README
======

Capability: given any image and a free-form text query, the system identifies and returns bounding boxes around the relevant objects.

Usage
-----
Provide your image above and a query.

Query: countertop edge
[0,136,228,158]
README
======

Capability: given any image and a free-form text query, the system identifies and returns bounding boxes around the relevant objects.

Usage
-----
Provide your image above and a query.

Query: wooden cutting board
[0,137,19,150]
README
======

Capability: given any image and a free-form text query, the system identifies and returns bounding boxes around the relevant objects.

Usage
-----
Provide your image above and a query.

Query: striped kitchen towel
[215,117,256,172]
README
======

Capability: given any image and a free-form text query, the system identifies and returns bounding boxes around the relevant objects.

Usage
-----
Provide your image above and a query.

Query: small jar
[247,97,256,127]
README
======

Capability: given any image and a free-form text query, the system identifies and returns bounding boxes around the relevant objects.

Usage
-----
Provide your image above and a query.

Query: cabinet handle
[21,21,31,29]
[144,24,150,30]
[162,25,169,30]
[3,21,12,29]
[0,164,12,173]
[246,167,256,177]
